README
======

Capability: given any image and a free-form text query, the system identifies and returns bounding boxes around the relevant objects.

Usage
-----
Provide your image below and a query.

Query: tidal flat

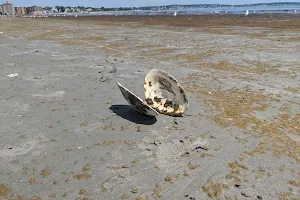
[0,15,299,199]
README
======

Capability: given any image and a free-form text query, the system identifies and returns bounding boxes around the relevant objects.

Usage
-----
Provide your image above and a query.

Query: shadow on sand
[109,105,157,125]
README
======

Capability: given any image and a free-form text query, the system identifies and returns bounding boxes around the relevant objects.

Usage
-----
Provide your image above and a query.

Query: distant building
[15,6,26,15]
[0,5,3,14]
[26,6,43,15]
[1,1,14,15]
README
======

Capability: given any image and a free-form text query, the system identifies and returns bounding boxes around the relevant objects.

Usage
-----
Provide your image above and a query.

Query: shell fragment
[116,69,189,117]
[116,82,159,116]
[144,69,188,116]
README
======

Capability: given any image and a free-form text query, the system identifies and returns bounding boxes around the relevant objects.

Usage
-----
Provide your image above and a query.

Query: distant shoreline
[41,9,299,18]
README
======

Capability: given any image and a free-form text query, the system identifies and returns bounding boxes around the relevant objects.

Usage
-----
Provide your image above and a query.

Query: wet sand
[56,14,300,29]
[0,15,299,199]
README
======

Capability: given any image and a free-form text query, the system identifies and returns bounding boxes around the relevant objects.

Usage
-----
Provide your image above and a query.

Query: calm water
[160,5,300,15]
[50,5,300,17]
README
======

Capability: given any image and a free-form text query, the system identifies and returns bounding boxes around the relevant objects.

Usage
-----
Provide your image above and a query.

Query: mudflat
[0,15,299,200]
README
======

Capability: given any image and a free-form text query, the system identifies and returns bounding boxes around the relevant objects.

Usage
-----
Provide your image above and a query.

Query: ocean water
[159,5,300,15]
[49,5,300,17]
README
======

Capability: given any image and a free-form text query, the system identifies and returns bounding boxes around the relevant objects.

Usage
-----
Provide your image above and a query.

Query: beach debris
[0,32,3,34]
[108,66,117,73]
[116,82,159,116]
[100,76,109,82]
[7,73,18,78]
[131,188,139,193]
[117,69,188,117]
[144,69,189,116]
[96,64,116,82]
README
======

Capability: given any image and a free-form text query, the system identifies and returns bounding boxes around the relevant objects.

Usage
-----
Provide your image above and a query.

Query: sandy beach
[0,15,299,199]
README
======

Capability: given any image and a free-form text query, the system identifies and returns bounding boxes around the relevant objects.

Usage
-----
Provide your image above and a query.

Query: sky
[7,0,300,8]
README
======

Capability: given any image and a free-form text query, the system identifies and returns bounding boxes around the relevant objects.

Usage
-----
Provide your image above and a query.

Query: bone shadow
[109,105,157,125]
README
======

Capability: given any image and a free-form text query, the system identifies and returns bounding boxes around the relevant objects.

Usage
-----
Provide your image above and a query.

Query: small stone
[164,176,171,182]
[119,174,126,178]
[108,67,117,73]
[131,188,139,193]
[241,191,252,198]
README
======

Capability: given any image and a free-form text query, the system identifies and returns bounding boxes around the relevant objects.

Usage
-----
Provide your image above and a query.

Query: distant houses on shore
[0,1,44,16]
[26,6,43,16]
[0,1,15,15]
[0,1,139,17]
[0,1,108,17]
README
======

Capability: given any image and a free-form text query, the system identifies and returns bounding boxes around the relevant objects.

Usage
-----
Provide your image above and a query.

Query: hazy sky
[8,0,299,8]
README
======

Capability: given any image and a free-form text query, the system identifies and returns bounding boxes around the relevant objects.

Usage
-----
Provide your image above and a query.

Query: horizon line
[3,1,300,8]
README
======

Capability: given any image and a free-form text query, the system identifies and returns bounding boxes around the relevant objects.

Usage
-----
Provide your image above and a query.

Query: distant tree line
[43,6,52,11]
[41,1,300,13]
[55,6,65,12]
[42,5,138,12]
